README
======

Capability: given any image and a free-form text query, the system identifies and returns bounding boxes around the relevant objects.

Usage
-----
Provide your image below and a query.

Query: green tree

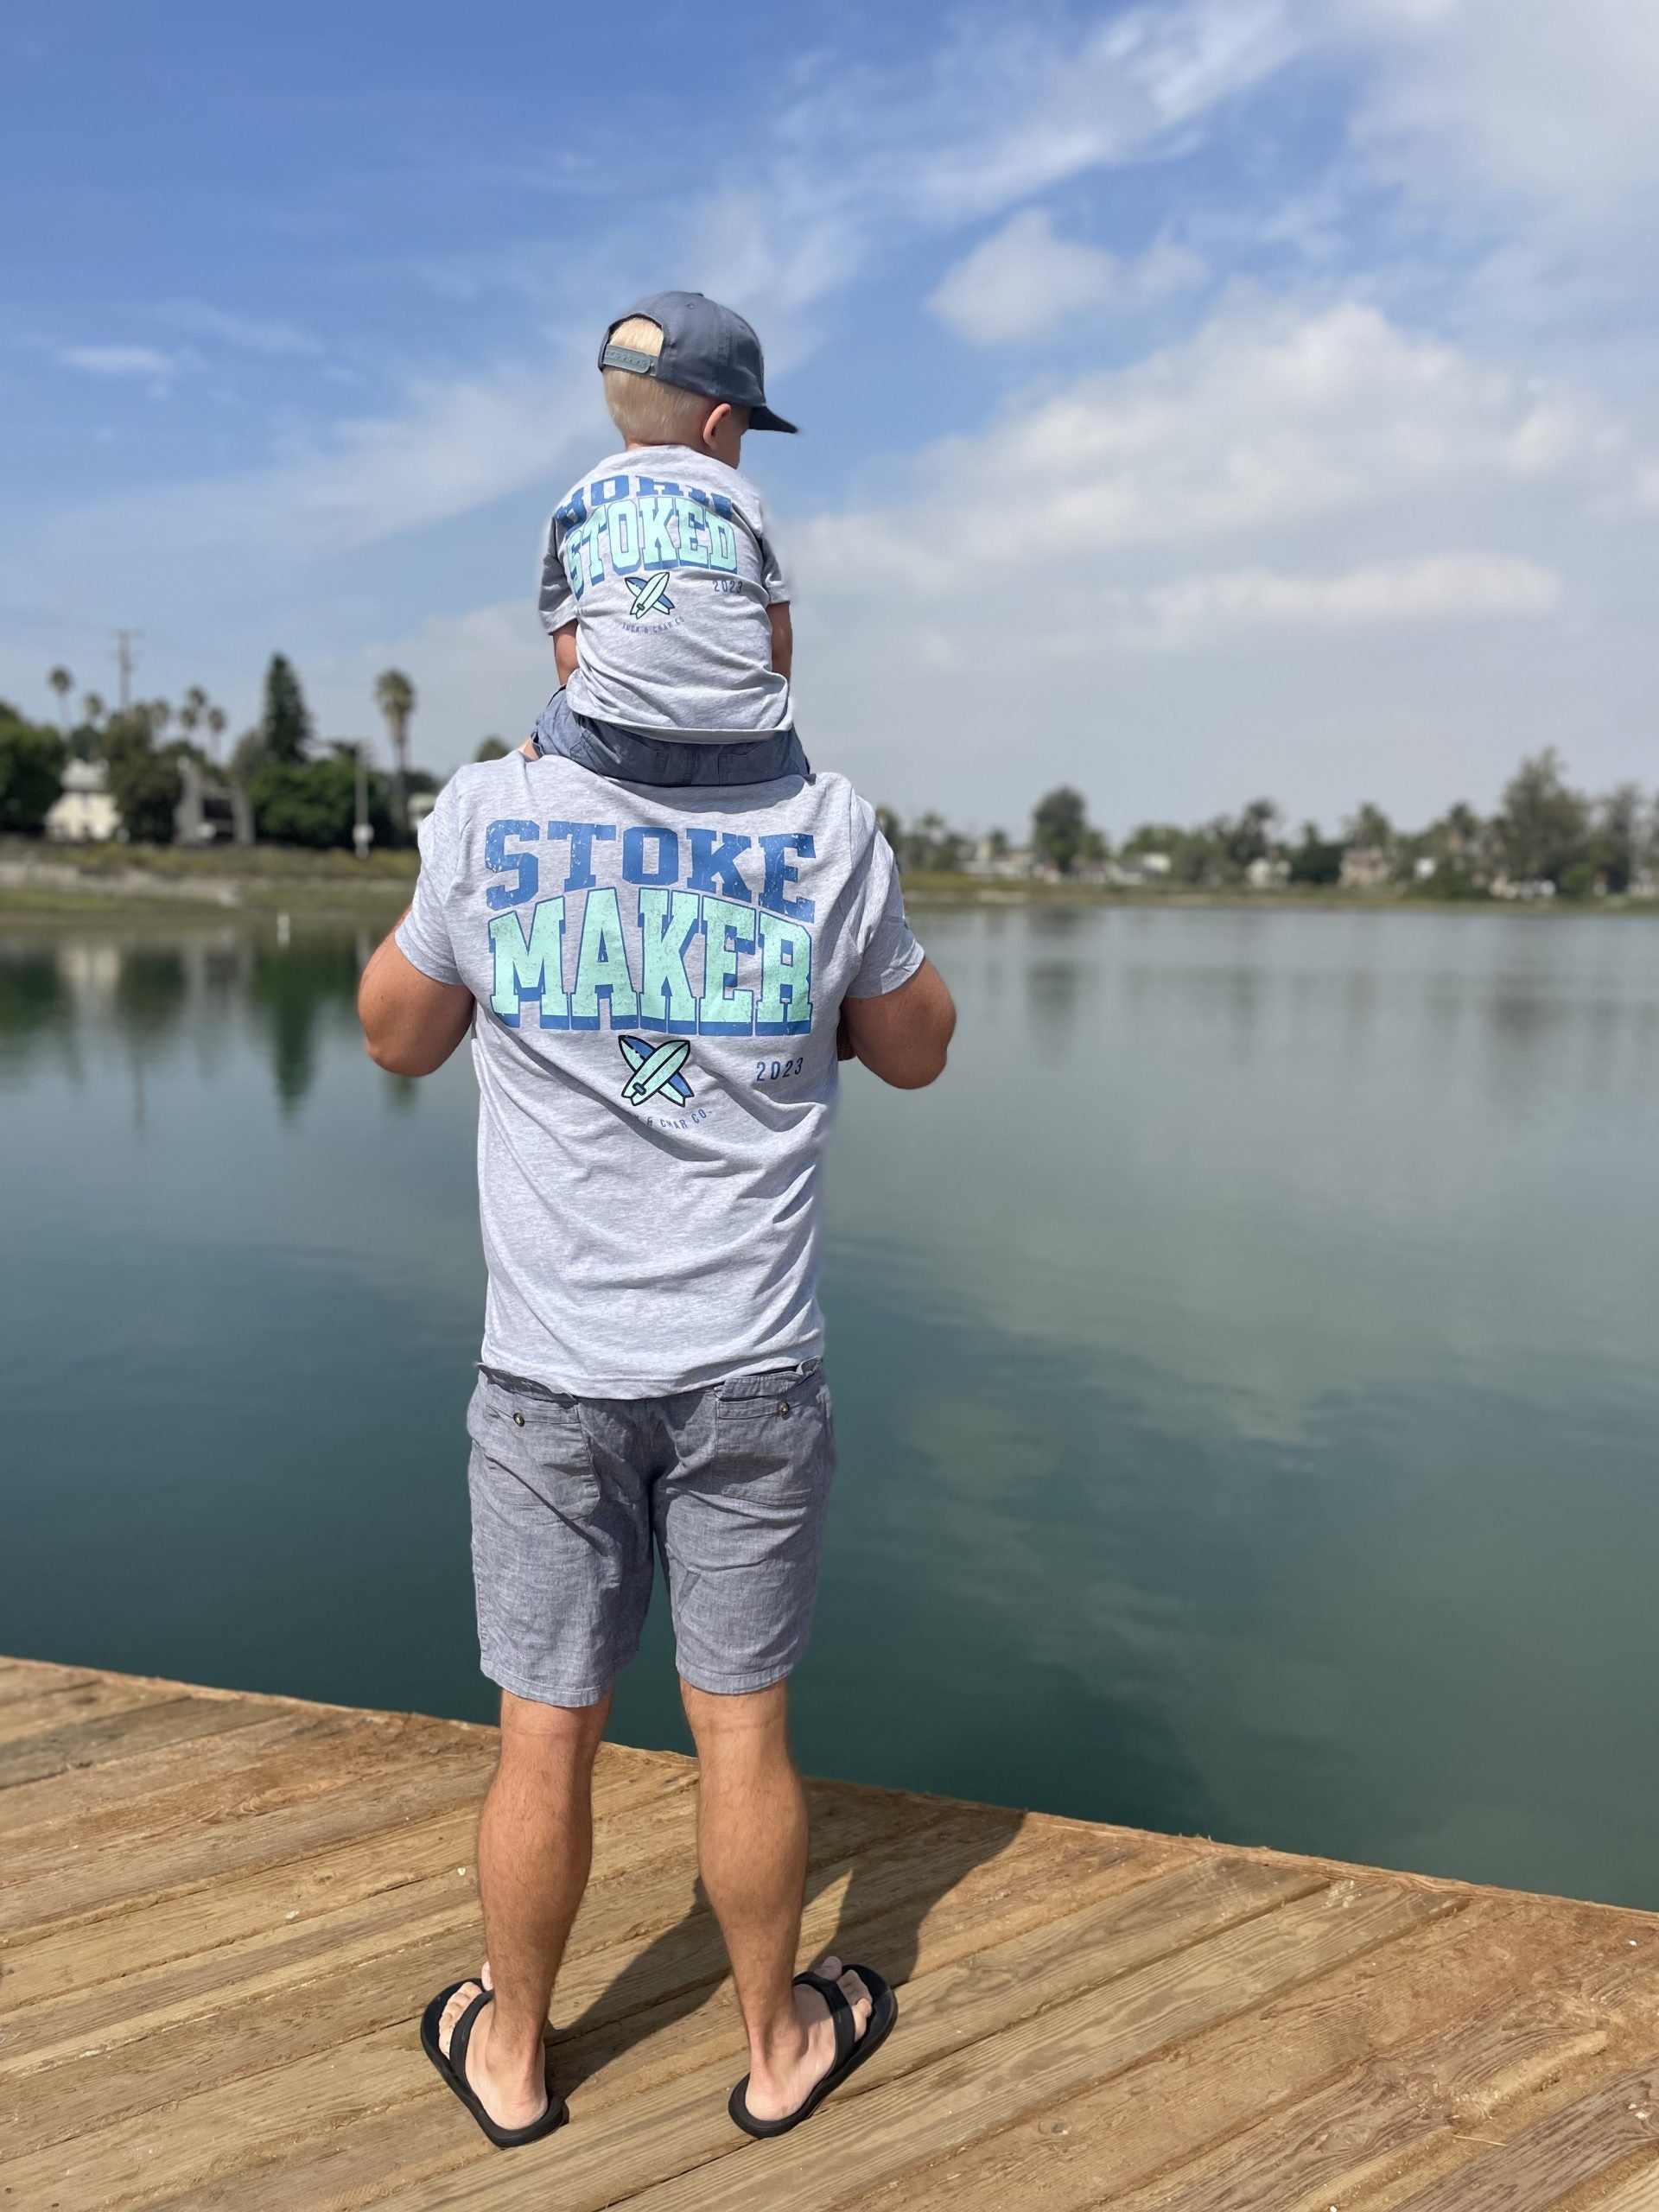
[475,735,510,761]
[374,668,416,835]
[0,704,67,833]
[178,685,210,753]
[47,666,74,735]
[250,747,395,849]
[1493,749,1590,888]
[1287,821,1344,885]
[1031,785,1091,875]
[261,654,313,766]
[1590,783,1644,894]
[101,710,184,842]
[1215,798,1281,879]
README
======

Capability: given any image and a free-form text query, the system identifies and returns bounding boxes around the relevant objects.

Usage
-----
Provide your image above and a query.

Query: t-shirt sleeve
[846,797,925,1000]
[537,513,574,635]
[394,781,466,988]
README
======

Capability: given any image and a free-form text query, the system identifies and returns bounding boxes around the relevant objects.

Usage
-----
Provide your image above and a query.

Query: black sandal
[420,1980,567,2149]
[728,1963,898,2139]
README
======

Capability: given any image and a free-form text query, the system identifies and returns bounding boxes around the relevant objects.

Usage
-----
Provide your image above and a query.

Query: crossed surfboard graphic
[618,1035,696,1107]
[626,573,675,620]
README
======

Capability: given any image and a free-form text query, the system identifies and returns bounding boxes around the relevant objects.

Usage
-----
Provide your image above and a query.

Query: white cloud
[1137,552,1560,634]
[802,303,1630,591]
[785,300,1656,827]
[57,345,181,378]
[59,355,608,566]
[162,305,322,359]
[1332,0,1659,206]
[928,210,1203,345]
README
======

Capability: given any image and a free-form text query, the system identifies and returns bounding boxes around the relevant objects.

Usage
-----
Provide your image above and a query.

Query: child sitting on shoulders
[531,290,804,789]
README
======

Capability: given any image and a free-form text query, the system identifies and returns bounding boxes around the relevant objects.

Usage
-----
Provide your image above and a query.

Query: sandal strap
[446,1985,493,2081]
[794,1969,855,2067]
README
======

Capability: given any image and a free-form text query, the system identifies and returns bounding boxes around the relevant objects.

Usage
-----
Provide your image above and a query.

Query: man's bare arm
[768,602,793,682]
[358,920,475,1076]
[841,957,956,1090]
[552,622,579,688]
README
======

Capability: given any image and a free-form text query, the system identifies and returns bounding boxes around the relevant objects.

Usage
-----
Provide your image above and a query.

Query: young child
[531,290,804,787]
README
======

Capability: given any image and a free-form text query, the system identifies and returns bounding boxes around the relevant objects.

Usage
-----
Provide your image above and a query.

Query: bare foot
[742,1955,874,2124]
[435,1979,547,2133]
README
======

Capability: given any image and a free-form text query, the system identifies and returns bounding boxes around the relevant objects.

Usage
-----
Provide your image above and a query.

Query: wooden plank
[0,1726,500,1938]
[0,1675,173,1746]
[0,1703,339,1820]
[353,1874,1446,2212]
[0,1658,104,1704]
[0,1781,1026,2156]
[133,1819,1169,2212]
[0,1754,696,2006]
[881,1888,1624,2212]
[1382,2061,1659,2212]
[1575,2164,1659,2211]
[0,1690,276,1793]
[10,1846,1317,2212]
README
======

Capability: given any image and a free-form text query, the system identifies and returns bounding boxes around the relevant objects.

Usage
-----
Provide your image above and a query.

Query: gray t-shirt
[537,445,792,741]
[397,753,922,1395]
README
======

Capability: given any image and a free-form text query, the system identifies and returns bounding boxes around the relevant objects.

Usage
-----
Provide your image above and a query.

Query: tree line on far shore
[0,656,502,849]
[880,754,1659,899]
[3,656,1653,900]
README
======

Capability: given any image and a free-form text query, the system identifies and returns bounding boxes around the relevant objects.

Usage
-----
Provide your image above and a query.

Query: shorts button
[776,1399,791,1418]
[513,1412,525,1427]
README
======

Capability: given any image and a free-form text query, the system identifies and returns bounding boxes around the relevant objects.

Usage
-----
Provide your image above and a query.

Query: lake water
[3,903,1656,1907]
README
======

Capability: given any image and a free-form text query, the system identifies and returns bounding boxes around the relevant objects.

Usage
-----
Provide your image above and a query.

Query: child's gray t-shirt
[396,752,922,1396]
[537,444,792,742]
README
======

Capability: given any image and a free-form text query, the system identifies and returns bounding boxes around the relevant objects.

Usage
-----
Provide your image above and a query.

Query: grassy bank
[0,837,418,921]
[3,840,1656,923]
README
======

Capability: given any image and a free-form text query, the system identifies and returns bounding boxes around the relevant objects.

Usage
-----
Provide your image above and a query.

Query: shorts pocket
[714,1364,827,1426]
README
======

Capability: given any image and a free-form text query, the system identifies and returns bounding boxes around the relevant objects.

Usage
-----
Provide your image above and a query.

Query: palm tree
[374,669,416,835]
[80,692,105,729]
[207,705,227,765]
[48,666,74,735]
[178,685,209,751]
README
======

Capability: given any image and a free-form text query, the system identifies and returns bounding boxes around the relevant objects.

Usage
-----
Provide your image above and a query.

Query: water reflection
[5,905,1659,1905]
[0,925,374,1115]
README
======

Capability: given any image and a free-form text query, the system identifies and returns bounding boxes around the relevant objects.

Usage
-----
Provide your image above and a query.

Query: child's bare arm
[768,602,792,682]
[553,623,579,687]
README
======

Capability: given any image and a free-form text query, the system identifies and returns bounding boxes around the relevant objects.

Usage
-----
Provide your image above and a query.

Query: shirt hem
[475,1344,824,1401]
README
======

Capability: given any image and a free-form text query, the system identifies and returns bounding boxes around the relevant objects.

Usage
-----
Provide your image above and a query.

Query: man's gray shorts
[466,1361,835,1707]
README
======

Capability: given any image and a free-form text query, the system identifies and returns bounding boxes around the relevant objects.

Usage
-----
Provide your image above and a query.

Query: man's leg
[435,1688,610,2129]
[682,1679,872,2123]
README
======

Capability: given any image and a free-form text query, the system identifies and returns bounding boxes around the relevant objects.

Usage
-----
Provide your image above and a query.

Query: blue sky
[3,0,1656,832]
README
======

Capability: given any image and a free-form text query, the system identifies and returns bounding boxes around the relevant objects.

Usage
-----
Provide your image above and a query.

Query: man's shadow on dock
[553,1783,1027,2091]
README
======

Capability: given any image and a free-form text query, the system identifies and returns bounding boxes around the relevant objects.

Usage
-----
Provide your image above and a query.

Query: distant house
[407,791,439,832]
[1109,852,1172,887]
[1245,855,1290,889]
[174,759,253,846]
[45,759,120,843]
[962,837,1033,879]
[1339,844,1392,891]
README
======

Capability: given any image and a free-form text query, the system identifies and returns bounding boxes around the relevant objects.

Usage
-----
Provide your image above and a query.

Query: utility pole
[113,630,140,713]
[353,741,374,860]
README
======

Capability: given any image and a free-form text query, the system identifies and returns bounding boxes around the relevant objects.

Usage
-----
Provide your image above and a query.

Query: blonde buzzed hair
[602,315,722,445]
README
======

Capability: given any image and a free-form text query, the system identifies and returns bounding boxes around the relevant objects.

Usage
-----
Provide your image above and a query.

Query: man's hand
[358,919,475,1076]
[840,957,955,1090]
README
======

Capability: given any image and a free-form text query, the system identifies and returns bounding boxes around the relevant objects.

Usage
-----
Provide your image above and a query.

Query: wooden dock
[4,1656,1659,2211]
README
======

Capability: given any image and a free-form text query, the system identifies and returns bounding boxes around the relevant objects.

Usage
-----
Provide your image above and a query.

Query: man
[358,745,954,2147]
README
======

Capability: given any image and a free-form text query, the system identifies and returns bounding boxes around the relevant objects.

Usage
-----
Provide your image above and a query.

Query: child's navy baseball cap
[600,292,798,433]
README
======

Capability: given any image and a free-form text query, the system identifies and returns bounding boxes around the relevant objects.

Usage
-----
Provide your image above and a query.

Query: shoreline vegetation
[4,652,1656,925]
[3,839,1656,925]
